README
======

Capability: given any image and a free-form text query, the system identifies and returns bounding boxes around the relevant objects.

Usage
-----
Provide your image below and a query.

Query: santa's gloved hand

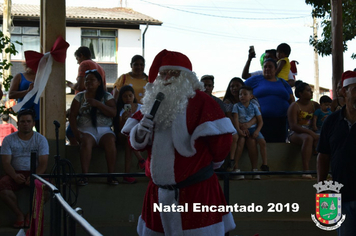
[136,114,154,141]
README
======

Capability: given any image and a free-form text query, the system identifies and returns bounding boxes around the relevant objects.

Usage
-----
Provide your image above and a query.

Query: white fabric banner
[12,52,53,112]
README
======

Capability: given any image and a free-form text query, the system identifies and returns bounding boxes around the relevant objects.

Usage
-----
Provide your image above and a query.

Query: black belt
[157,163,214,200]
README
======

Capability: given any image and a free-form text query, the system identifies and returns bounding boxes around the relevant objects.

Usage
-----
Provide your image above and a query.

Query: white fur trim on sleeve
[172,115,236,157]
[213,160,225,169]
[129,124,152,150]
[121,118,139,136]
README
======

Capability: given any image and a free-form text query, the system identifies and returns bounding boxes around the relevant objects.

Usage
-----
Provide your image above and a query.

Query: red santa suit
[123,89,236,235]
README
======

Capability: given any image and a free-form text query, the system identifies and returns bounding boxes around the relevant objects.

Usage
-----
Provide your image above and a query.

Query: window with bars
[81,29,117,63]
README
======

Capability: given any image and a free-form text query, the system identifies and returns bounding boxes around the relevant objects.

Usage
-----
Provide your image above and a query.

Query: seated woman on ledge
[287,81,320,179]
[69,69,118,186]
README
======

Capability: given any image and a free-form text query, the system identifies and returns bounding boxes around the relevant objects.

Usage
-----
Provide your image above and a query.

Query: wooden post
[313,16,320,101]
[40,0,66,157]
[331,0,343,94]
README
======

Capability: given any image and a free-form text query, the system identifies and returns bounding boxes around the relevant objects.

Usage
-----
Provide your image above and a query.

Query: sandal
[77,177,88,186]
[107,177,119,185]
[13,220,24,228]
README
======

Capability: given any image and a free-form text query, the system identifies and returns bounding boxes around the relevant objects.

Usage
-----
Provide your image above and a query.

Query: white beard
[141,71,204,130]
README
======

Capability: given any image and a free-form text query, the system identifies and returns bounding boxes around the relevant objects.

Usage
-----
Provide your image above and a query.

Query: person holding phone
[69,69,117,186]
[114,85,145,184]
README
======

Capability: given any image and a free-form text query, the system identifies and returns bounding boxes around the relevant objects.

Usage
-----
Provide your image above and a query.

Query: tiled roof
[0,3,162,25]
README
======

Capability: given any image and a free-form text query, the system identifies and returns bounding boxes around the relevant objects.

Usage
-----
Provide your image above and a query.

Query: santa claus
[122,49,236,235]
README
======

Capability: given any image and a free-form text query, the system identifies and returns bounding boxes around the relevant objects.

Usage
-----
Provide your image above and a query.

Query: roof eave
[6,15,162,26]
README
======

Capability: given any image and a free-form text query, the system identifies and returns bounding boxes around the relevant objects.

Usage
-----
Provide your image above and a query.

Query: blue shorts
[248,127,264,139]
[238,127,264,139]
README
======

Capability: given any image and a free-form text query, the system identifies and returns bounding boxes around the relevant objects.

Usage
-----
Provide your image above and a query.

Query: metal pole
[142,23,148,57]
[29,151,37,219]
[62,162,68,236]
[313,16,320,101]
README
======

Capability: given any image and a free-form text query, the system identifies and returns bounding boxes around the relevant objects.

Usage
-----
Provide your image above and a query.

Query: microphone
[53,120,60,128]
[149,92,165,119]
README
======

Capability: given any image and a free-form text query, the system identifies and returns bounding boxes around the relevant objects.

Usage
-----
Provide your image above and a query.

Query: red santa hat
[148,49,192,83]
[341,70,356,87]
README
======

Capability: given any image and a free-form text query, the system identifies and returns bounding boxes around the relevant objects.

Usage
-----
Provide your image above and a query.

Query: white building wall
[65,27,82,84]
[117,29,142,76]
[64,27,142,83]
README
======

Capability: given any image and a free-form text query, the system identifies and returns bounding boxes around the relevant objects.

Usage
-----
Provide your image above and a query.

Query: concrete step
[233,218,337,236]
[0,176,339,236]
[0,218,338,236]
[0,143,326,236]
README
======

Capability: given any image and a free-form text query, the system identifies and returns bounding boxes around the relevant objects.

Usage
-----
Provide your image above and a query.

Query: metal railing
[32,174,103,236]
[30,169,317,236]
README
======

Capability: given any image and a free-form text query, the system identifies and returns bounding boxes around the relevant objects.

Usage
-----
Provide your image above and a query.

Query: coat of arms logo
[311,180,346,230]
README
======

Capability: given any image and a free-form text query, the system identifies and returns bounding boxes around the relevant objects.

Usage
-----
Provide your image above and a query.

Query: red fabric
[0,171,30,191]
[0,123,17,145]
[49,36,69,63]
[26,179,45,236]
[135,91,232,232]
[290,60,298,74]
[148,49,192,83]
[24,51,43,73]
[24,36,69,73]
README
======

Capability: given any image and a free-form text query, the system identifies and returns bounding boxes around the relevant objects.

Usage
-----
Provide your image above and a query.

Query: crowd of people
[0,44,340,187]
[60,44,338,183]
[0,44,355,235]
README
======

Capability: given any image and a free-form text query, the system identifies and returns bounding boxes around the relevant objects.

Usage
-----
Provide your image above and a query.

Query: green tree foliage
[0,30,21,90]
[305,0,356,58]
[1,30,21,114]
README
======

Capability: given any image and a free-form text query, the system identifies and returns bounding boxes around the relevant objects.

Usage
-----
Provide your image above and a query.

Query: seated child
[276,43,294,87]
[312,95,332,134]
[114,85,146,184]
[231,86,266,180]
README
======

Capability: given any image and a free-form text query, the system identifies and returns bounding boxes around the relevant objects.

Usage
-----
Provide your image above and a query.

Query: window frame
[81,28,117,63]
[9,26,40,60]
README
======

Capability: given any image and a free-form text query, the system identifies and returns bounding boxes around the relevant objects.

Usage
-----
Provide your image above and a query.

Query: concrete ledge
[1,142,309,176]
[62,142,310,174]
[64,144,145,175]
[233,143,316,172]
[0,142,321,235]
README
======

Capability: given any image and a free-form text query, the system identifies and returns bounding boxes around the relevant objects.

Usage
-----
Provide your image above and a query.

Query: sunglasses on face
[85,69,98,75]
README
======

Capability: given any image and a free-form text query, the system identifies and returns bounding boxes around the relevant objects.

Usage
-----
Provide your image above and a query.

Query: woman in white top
[69,69,117,186]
